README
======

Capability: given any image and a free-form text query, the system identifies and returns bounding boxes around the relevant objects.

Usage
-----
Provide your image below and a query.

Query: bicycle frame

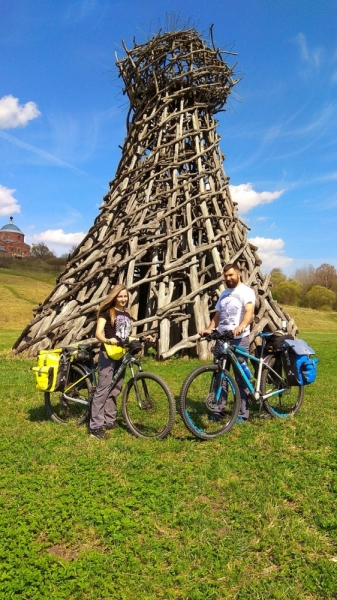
[62,363,96,404]
[62,349,144,408]
[217,334,290,408]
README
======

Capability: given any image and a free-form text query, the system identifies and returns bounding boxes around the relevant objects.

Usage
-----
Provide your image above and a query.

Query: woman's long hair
[97,285,129,324]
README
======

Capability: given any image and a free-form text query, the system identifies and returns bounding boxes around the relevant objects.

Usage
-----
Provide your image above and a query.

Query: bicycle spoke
[261,355,304,417]
[179,364,240,440]
[44,364,92,424]
[123,372,175,438]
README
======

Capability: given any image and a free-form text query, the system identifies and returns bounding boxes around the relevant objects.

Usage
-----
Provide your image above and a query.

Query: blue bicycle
[179,330,304,440]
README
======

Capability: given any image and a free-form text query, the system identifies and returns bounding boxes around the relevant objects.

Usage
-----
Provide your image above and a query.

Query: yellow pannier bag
[31,348,64,392]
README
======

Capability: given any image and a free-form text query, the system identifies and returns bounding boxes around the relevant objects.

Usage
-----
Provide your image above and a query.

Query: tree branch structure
[13,27,297,357]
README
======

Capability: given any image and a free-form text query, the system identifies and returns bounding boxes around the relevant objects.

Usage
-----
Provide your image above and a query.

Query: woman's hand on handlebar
[105,337,118,345]
[143,335,155,343]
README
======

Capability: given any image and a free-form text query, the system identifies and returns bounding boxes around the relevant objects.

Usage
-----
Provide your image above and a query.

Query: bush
[304,285,336,310]
[272,279,303,305]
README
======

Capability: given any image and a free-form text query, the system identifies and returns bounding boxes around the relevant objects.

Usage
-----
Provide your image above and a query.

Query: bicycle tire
[122,372,175,439]
[179,364,240,440]
[261,354,304,418]
[44,364,92,424]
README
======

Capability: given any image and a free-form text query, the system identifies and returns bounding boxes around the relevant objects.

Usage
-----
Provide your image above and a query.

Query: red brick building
[0,217,30,258]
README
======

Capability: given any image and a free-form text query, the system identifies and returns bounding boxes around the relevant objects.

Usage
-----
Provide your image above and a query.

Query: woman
[89,284,133,439]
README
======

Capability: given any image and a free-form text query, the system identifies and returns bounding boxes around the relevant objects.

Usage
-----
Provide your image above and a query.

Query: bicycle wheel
[261,354,304,418]
[44,364,92,424]
[122,372,176,439]
[179,364,240,440]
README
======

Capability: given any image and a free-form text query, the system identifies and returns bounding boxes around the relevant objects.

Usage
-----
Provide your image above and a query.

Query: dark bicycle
[179,329,305,440]
[44,338,176,439]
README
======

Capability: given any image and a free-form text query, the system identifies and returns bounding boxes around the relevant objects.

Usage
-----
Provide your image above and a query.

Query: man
[199,262,256,422]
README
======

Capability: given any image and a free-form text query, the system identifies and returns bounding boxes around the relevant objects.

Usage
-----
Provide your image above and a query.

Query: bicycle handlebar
[104,335,154,347]
[202,329,283,343]
[201,330,234,342]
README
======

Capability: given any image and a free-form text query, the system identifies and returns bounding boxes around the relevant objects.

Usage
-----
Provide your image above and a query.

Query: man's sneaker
[208,413,221,422]
[236,416,248,424]
[89,427,107,439]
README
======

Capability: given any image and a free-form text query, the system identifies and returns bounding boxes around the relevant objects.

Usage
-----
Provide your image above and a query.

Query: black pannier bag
[281,339,318,386]
[252,331,294,376]
[53,349,71,392]
[266,332,294,353]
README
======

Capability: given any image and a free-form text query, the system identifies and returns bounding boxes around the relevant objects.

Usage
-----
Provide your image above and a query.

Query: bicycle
[44,338,176,439]
[179,330,304,440]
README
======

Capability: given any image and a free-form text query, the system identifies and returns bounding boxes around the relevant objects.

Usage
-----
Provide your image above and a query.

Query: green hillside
[0,269,55,330]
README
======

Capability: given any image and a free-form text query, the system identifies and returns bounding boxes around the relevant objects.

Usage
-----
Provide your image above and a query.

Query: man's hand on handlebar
[198,328,213,338]
[199,329,234,342]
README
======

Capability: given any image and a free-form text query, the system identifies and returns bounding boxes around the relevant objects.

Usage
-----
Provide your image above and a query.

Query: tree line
[271,264,337,310]
[29,242,75,271]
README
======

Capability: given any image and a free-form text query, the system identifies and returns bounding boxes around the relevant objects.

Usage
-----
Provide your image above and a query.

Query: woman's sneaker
[89,427,107,439]
[105,423,117,431]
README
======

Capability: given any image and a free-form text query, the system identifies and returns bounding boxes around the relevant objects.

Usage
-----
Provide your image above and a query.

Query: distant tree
[30,243,55,259]
[293,264,316,293]
[314,263,337,291]
[304,285,336,310]
[272,279,303,306]
[270,268,287,286]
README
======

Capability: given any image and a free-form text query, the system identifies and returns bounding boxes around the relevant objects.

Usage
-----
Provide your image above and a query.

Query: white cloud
[229,183,285,214]
[65,0,99,23]
[294,33,324,69]
[33,229,86,246]
[0,129,89,176]
[0,184,20,216]
[0,95,41,129]
[31,229,86,256]
[248,236,293,272]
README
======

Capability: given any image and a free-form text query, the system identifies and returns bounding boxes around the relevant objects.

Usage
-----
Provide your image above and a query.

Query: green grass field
[1,271,337,599]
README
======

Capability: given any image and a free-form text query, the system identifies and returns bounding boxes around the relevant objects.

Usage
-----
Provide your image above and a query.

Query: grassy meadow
[1,267,337,599]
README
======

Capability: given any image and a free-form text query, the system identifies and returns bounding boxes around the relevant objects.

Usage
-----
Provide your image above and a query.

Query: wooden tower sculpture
[14,27,297,358]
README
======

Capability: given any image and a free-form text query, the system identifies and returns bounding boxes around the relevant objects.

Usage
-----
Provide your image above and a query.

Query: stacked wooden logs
[13,28,297,358]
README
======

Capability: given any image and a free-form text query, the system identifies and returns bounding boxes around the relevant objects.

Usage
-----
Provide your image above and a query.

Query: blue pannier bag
[281,339,318,386]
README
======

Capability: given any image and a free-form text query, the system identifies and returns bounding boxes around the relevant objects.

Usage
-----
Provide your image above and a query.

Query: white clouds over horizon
[229,183,285,214]
[29,229,86,256]
[32,229,86,247]
[0,95,41,129]
[249,236,293,272]
[0,185,20,216]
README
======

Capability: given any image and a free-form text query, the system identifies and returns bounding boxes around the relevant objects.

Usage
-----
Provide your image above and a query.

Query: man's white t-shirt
[215,283,255,338]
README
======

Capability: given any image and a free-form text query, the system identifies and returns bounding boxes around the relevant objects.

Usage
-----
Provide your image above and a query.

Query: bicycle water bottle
[241,361,252,380]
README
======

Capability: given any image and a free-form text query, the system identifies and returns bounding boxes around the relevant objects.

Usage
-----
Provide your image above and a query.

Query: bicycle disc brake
[140,397,155,410]
[205,393,218,411]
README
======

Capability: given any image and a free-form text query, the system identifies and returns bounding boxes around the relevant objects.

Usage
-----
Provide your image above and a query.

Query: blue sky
[1,0,336,274]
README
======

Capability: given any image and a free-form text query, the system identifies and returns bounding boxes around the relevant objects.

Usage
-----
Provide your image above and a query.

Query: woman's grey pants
[90,349,124,430]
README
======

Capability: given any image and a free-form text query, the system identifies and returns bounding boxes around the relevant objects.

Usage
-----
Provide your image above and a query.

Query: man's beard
[226,279,239,288]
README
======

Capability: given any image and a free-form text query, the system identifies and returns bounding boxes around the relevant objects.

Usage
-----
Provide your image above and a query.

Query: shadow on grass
[27,404,49,422]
